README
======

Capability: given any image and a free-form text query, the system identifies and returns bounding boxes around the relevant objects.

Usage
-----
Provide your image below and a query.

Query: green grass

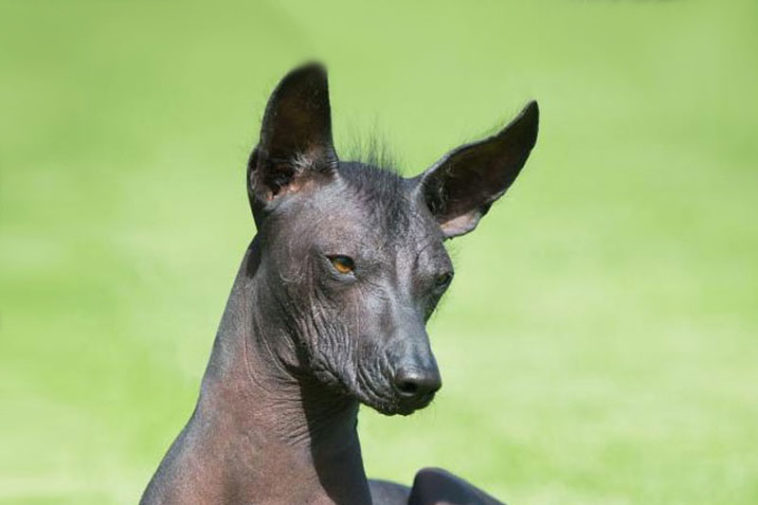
[1,1,757,504]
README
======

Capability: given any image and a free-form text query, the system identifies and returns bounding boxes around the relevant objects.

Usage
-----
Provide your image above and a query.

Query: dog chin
[360,392,436,417]
[346,371,437,416]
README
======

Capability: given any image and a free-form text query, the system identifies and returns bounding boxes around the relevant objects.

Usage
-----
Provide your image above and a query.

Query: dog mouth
[388,390,437,415]
[352,365,437,416]
[358,387,436,416]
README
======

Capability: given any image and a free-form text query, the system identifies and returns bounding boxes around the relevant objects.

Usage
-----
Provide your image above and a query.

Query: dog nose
[393,366,442,398]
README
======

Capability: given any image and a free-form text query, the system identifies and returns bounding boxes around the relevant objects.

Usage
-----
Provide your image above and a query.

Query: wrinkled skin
[140,64,538,505]
[253,167,451,417]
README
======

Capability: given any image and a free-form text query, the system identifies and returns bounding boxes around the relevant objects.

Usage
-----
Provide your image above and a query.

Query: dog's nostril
[397,380,419,395]
[393,368,442,398]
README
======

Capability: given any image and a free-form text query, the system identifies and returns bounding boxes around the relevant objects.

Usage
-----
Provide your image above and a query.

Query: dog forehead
[313,182,419,243]
[291,173,436,251]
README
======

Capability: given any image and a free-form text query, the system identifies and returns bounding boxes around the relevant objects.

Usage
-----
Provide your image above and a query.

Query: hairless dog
[140,63,538,505]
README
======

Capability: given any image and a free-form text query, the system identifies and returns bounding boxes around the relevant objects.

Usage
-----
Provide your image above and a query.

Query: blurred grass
[1,1,757,504]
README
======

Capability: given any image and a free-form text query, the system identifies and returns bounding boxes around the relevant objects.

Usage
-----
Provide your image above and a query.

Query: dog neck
[140,239,372,505]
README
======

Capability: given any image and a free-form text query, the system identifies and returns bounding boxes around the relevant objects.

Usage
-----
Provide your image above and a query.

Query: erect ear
[247,63,337,214]
[413,101,539,239]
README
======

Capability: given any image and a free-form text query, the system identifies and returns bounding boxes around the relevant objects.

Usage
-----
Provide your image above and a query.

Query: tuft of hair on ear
[247,145,335,202]
[247,62,338,209]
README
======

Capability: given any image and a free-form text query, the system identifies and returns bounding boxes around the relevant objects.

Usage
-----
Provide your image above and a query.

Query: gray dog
[140,63,538,505]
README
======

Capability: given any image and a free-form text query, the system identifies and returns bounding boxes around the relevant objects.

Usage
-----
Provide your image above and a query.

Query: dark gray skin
[140,63,538,505]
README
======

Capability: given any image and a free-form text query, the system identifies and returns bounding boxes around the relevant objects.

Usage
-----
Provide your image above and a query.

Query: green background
[2,1,756,504]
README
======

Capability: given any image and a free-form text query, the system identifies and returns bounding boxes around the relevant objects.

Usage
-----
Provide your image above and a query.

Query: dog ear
[247,63,337,214]
[414,101,538,238]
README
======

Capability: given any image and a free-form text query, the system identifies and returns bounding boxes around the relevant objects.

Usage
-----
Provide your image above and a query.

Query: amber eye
[435,271,453,289]
[328,255,355,275]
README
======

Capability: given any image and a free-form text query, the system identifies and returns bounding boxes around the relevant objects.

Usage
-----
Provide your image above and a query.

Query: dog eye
[434,271,453,289]
[328,255,355,275]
